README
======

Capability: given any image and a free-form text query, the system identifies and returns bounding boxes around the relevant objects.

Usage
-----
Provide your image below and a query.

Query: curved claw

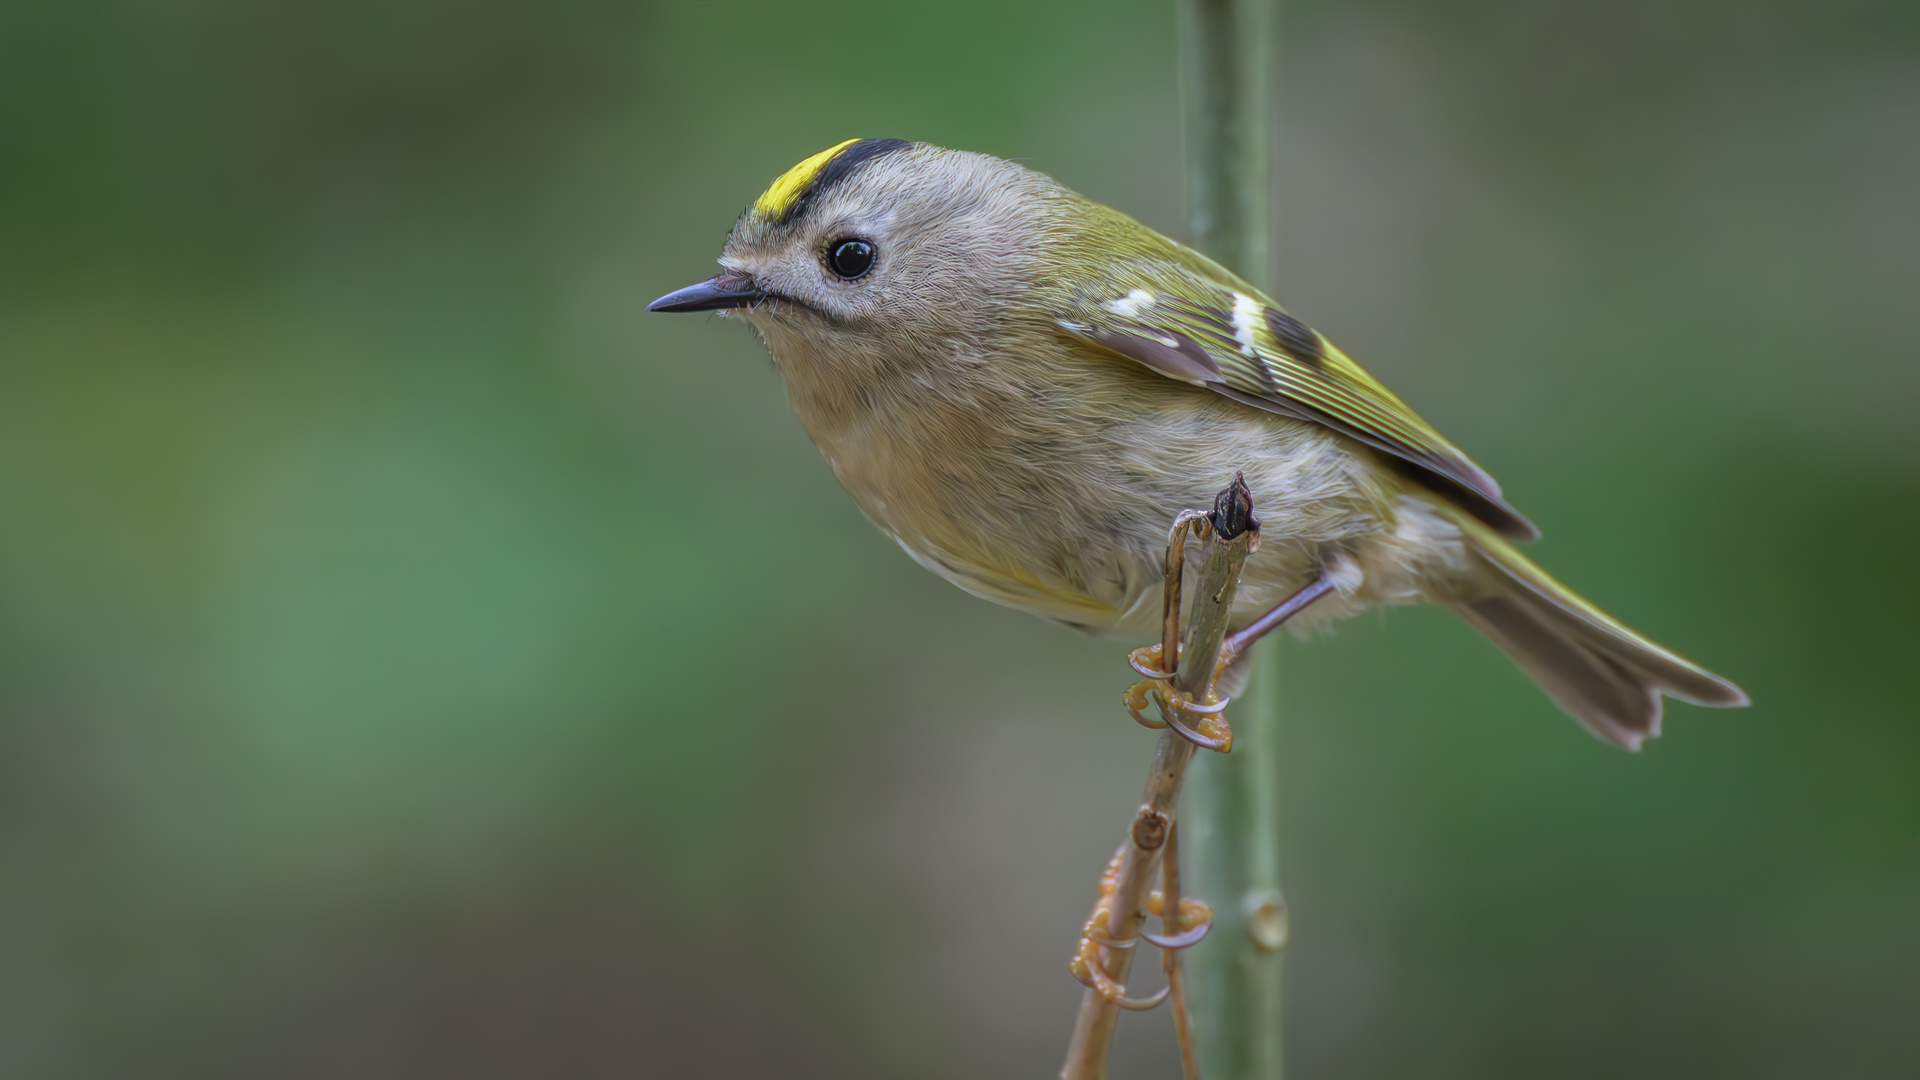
[1072,954,1173,1011]
[1111,983,1172,1011]
[1163,708,1231,752]
[1178,695,1230,714]
[1085,930,1136,951]
[1140,918,1212,951]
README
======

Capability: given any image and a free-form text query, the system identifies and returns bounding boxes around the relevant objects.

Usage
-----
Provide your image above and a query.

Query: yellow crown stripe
[753,138,863,218]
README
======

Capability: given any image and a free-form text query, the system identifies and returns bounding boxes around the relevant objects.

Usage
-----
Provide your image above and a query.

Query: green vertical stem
[1179,0,1272,293]
[1179,1,1283,1078]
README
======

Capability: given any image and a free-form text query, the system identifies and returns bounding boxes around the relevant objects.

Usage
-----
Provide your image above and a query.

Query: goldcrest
[650,139,1746,747]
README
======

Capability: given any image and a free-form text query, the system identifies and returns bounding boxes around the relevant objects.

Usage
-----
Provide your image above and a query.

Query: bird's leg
[1221,573,1339,658]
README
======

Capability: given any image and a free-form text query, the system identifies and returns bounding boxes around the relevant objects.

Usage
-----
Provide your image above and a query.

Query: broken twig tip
[1211,473,1258,541]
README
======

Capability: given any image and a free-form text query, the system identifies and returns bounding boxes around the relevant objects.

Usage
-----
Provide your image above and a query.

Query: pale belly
[822,395,1473,639]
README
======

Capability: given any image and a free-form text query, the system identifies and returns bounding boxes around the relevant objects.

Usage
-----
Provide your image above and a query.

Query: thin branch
[1162,822,1203,1080]
[1061,477,1259,1080]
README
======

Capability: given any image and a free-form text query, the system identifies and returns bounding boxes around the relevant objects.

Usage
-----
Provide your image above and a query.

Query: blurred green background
[3,0,1916,1076]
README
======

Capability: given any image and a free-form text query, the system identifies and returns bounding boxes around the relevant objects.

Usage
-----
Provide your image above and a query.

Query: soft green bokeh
[2,1,1915,1076]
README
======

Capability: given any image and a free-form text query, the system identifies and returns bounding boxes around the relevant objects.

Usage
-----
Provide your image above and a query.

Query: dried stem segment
[1161,510,1211,673]
[1061,478,1259,1080]
[1162,822,1203,1080]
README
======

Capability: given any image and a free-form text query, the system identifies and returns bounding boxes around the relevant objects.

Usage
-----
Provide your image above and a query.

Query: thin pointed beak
[647,272,765,313]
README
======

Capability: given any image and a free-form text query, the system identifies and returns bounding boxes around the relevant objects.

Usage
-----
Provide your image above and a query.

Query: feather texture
[1048,208,1538,540]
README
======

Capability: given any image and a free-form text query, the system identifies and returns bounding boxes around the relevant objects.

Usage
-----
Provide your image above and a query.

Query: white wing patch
[1229,291,1264,359]
[1106,289,1157,317]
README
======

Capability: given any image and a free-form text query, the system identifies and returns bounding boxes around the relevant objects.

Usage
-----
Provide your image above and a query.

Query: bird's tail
[1446,512,1748,749]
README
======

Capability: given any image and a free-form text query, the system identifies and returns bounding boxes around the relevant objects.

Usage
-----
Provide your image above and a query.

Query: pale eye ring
[827,238,875,280]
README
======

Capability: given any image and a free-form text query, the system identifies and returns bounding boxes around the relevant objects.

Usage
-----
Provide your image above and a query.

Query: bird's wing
[1053,263,1539,540]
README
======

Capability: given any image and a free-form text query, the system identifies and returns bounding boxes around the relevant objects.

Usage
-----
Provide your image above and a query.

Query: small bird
[649,138,1747,748]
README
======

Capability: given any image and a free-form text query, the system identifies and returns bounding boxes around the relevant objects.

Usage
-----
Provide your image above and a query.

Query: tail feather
[1446,513,1748,750]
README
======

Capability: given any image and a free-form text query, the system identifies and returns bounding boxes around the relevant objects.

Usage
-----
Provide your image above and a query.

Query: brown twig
[1162,821,1203,1080]
[1060,476,1259,1080]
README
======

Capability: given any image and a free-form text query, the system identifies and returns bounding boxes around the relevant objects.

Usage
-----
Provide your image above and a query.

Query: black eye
[828,238,875,280]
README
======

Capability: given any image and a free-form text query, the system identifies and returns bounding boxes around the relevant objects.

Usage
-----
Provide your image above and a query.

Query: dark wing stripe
[1263,309,1326,369]
[1059,279,1539,540]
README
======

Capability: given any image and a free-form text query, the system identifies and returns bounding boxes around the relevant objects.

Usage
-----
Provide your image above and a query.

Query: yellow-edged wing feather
[1050,213,1538,540]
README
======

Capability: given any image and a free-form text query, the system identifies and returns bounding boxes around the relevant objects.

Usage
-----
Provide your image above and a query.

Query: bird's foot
[1122,644,1234,752]
[1068,846,1216,1010]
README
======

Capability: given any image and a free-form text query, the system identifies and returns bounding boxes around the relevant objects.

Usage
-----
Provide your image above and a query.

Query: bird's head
[649,139,1058,365]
